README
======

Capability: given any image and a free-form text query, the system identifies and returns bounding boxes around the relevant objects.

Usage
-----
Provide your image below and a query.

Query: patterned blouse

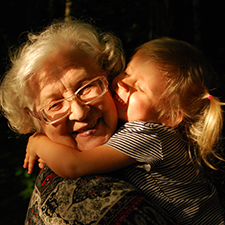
[24,164,176,224]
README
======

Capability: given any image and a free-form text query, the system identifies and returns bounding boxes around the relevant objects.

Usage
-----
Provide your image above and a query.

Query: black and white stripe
[106,121,224,224]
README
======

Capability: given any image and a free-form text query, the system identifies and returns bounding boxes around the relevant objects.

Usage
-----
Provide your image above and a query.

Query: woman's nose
[69,99,90,121]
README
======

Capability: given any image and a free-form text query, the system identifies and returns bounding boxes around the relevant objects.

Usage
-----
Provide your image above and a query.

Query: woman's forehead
[31,65,102,109]
[29,51,103,106]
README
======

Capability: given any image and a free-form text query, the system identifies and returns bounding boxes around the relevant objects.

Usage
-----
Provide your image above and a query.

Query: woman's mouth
[88,120,98,129]
[77,119,99,136]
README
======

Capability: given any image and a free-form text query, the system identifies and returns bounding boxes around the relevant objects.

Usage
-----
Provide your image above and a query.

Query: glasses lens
[41,100,70,123]
[76,78,107,103]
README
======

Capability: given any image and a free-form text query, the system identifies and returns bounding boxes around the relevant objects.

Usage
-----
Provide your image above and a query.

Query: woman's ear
[162,110,184,127]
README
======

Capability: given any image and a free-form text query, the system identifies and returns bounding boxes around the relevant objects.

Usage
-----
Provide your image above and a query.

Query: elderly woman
[0,20,175,224]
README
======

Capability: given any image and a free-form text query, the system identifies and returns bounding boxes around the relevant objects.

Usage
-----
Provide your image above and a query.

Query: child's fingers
[38,158,45,169]
[23,154,34,174]
[28,160,34,174]
[38,158,45,164]
[23,152,29,169]
[23,150,38,174]
[27,155,39,174]
[38,162,45,169]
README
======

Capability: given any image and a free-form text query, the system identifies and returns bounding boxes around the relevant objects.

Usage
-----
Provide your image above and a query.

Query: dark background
[0,0,225,224]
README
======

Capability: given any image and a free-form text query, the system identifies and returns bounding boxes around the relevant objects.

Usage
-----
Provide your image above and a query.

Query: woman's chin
[76,135,110,151]
[74,118,114,151]
[50,134,77,149]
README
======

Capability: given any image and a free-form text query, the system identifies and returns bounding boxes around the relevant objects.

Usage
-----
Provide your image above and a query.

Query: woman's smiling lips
[71,119,99,137]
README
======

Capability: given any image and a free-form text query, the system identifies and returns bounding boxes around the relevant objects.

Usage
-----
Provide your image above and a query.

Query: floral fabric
[25,165,176,225]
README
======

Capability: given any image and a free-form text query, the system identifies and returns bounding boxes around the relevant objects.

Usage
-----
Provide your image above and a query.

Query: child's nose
[69,99,90,121]
[117,80,130,92]
[119,75,136,92]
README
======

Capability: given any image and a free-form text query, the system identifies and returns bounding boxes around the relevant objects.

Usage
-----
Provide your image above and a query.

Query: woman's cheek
[41,122,77,148]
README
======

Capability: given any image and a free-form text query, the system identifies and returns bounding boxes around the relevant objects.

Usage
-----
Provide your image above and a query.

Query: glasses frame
[29,76,109,124]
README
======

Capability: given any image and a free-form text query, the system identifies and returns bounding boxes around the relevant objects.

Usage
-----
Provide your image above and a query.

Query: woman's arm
[24,133,136,178]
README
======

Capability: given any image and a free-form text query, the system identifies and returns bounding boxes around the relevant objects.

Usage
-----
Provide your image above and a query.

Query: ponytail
[190,94,224,169]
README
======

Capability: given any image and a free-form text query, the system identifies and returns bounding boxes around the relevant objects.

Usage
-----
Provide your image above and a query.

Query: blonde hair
[0,19,125,134]
[136,37,224,169]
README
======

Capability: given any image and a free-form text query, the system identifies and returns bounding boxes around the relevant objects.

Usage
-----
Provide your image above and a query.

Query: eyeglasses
[29,76,108,124]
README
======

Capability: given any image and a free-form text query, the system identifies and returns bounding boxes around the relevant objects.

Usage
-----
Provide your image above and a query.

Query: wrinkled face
[31,52,118,151]
[112,54,166,124]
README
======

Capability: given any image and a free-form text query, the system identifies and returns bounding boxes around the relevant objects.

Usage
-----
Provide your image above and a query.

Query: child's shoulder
[123,121,170,131]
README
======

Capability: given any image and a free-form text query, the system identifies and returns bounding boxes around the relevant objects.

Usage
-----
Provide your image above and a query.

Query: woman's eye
[48,101,63,111]
[77,85,94,101]
[80,85,93,95]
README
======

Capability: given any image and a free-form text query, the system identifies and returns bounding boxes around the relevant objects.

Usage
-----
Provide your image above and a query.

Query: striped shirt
[105,121,224,224]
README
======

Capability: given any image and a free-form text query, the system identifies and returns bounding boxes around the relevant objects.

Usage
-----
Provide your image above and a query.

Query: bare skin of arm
[24,133,136,178]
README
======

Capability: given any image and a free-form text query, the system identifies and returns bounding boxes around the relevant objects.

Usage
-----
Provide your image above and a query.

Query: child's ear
[162,110,184,127]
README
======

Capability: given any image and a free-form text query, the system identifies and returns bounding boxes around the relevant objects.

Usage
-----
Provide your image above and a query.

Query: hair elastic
[208,95,212,100]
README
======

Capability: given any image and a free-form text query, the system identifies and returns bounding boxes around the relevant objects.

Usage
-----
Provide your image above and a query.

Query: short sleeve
[105,121,163,166]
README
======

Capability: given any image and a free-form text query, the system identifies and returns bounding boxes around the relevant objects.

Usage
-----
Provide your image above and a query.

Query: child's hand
[38,158,45,170]
[23,133,44,174]
[23,150,38,174]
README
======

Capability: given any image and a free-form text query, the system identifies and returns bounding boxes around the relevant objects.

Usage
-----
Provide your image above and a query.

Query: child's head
[136,38,213,123]
[112,49,168,125]
[113,37,210,126]
[113,37,224,168]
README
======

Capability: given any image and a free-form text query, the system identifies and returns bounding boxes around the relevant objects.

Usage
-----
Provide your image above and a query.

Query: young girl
[24,37,225,224]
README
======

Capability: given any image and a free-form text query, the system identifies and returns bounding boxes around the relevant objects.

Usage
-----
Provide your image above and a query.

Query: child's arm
[23,133,47,174]
[24,133,136,178]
